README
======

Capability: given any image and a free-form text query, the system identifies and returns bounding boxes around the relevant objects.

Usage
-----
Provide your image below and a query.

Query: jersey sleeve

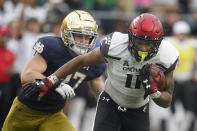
[95,63,106,77]
[33,37,51,61]
[100,32,128,61]
[88,63,106,81]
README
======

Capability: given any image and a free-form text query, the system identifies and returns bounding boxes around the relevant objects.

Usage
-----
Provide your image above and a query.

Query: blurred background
[1,0,197,131]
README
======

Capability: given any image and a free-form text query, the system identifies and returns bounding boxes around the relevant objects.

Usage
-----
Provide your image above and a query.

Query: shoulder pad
[100,32,128,60]
[155,40,179,72]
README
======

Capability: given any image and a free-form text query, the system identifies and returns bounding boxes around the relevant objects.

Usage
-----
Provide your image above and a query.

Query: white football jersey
[100,32,179,109]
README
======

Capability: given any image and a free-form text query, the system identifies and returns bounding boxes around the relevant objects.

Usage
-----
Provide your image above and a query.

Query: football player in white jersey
[23,13,179,131]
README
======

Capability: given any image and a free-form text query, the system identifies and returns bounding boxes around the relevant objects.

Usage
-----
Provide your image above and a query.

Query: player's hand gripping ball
[149,64,166,91]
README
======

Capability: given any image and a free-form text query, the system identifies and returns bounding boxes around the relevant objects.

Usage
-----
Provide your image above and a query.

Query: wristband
[48,74,59,85]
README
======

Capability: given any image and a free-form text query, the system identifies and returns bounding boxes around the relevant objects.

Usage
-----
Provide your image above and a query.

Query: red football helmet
[128,13,163,63]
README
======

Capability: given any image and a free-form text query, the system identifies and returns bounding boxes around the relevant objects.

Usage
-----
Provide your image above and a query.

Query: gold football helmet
[61,10,98,55]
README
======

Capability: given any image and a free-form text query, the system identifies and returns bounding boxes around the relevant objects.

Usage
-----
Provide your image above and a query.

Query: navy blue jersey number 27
[64,72,87,90]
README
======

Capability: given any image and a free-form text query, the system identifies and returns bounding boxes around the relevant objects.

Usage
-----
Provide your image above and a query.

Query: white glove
[55,82,75,99]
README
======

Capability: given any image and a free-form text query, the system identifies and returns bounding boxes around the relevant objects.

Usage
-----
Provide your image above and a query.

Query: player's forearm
[152,91,172,108]
[52,49,105,84]
[54,55,86,80]
[153,71,175,108]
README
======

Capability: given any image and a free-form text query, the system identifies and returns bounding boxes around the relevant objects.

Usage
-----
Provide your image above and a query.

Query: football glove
[22,74,59,101]
[55,82,75,99]
[140,64,161,99]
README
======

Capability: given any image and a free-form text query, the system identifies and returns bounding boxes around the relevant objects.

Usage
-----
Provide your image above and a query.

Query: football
[150,65,166,91]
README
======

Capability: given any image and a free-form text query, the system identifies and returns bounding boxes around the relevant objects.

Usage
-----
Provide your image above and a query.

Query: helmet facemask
[63,29,97,55]
[128,30,162,63]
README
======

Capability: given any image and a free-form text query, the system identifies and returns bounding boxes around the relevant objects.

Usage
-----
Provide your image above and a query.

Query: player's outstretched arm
[28,48,106,100]
[54,48,106,80]
[152,71,175,108]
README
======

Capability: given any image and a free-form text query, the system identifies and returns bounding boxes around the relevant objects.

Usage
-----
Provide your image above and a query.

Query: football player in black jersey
[2,10,106,131]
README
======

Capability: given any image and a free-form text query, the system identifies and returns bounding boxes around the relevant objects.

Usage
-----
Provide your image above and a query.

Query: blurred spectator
[115,0,133,12]
[52,22,62,36]
[68,84,98,131]
[169,21,197,82]
[95,0,117,10]
[152,0,177,6]
[168,21,197,131]
[65,0,83,9]
[7,18,41,75]
[37,0,47,6]
[6,20,23,105]
[150,0,178,18]
[189,11,197,36]
[162,9,180,36]
[189,0,197,13]
[112,20,129,33]
[183,69,197,131]
[82,0,96,10]
[149,99,171,131]
[0,0,19,25]
[0,25,15,130]
[178,0,190,13]
[14,0,48,24]
[7,19,23,74]
[133,0,152,14]
[42,0,69,33]
[18,18,41,71]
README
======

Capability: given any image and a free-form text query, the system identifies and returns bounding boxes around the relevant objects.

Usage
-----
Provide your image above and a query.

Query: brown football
[150,65,166,91]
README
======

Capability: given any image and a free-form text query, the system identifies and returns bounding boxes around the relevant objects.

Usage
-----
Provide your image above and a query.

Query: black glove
[140,64,161,99]
[22,77,53,101]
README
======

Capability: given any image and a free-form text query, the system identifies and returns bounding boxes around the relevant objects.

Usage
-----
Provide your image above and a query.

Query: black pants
[93,91,150,131]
